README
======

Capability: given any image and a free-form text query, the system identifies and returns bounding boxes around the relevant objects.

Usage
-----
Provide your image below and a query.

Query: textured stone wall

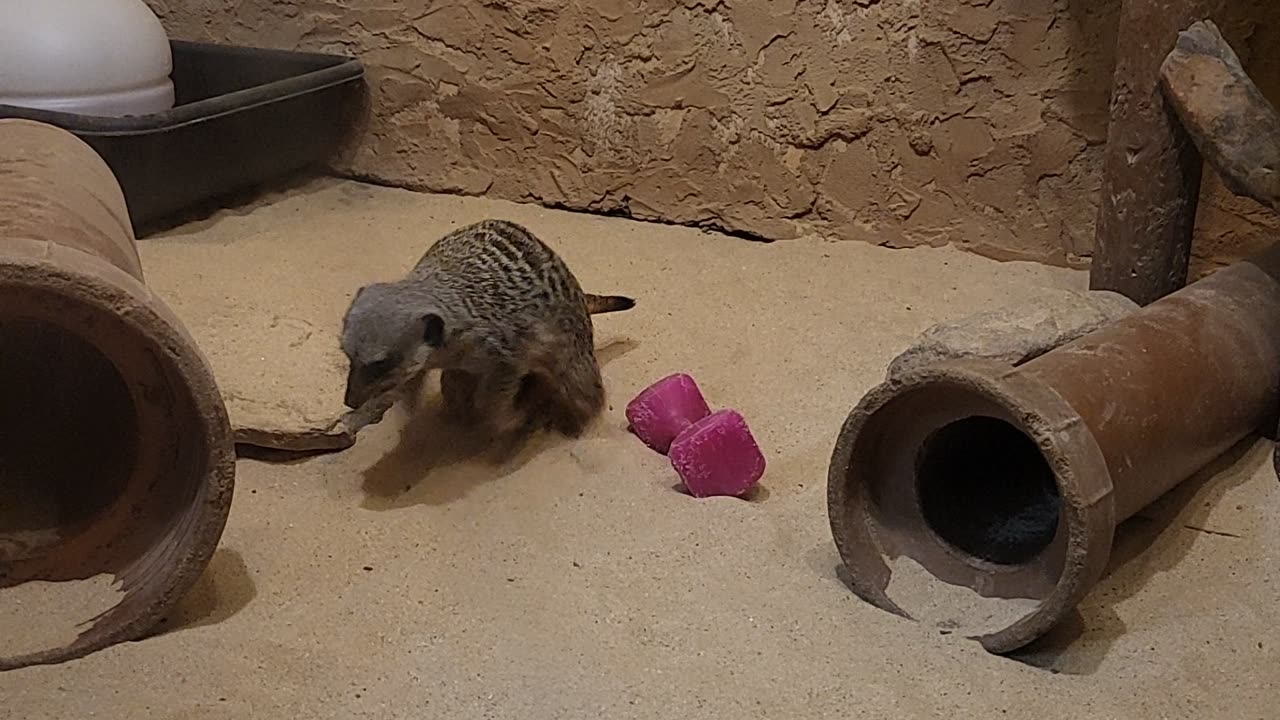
[146,0,1280,270]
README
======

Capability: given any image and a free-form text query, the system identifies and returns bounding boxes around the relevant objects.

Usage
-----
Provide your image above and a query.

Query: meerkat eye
[423,313,445,348]
[364,358,396,377]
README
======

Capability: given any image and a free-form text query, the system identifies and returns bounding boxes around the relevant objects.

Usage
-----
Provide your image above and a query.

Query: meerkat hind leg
[537,351,606,438]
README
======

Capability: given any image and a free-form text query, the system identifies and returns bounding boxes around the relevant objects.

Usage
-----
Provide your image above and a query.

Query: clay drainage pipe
[0,119,234,669]
[827,244,1280,653]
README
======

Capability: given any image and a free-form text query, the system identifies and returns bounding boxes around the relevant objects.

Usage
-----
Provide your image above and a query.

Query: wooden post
[1160,21,1280,215]
[1089,0,1224,306]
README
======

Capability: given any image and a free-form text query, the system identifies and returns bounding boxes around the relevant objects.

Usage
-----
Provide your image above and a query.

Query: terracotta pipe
[0,119,235,669]
[828,243,1280,653]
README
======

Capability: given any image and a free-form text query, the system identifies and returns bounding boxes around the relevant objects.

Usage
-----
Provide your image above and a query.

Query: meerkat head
[339,282,447,409]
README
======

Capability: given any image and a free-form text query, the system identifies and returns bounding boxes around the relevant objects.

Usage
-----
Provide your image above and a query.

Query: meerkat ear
[423,313,446,347]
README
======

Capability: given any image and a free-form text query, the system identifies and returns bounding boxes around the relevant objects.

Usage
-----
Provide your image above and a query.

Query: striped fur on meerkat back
[339,219,633,440]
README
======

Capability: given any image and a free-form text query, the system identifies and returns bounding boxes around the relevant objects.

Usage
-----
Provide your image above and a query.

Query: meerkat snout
[339,283,448,409]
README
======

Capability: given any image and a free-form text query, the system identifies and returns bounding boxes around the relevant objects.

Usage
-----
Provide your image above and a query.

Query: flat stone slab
[886,288,1139,381]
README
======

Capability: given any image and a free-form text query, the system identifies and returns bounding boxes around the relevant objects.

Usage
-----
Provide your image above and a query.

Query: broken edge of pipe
[826,359,1117,654]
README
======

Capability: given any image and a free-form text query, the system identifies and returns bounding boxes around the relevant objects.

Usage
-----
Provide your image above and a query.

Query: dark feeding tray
[0,40,365,232]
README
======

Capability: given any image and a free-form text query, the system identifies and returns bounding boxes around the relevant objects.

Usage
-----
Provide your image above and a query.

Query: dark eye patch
[363,358,397,377]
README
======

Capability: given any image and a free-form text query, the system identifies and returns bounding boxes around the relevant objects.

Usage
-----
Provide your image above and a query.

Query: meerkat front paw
[440,368,480,424]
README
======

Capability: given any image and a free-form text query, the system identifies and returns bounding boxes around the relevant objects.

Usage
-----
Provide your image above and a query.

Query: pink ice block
[625,373,712,454]
[668,409,766,498]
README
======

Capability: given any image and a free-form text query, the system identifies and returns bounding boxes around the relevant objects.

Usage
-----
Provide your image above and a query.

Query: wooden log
[1160,20,1280,214]
[1089,0,1223,306]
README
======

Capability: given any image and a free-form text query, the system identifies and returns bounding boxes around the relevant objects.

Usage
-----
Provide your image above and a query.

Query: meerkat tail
[585,294,636,315]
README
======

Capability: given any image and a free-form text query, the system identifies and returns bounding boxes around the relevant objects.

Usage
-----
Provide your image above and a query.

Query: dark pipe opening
[916,416,1060,565]
[0,319,138,566]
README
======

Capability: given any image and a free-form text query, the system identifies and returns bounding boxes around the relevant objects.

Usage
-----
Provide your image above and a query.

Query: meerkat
[339,219,634,444]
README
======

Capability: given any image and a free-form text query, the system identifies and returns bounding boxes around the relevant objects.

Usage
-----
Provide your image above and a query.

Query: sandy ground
[3,178,1277,718]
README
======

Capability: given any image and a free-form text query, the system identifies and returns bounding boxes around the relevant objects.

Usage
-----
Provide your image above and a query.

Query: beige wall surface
[147,0,1280,271]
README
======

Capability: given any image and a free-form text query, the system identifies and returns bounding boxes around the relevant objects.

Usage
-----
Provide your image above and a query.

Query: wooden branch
[1160,20,1280,213]
[1090,0,1220,306]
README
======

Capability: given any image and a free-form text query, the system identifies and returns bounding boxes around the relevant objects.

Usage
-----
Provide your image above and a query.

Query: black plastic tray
[0,40,365,232]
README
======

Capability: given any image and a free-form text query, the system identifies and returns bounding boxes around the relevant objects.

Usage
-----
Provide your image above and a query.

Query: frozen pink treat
[669,409,766,498]
[625,373,712,454]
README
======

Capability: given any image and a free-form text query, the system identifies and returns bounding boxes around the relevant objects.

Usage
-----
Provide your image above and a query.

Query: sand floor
[3,178,1277,718]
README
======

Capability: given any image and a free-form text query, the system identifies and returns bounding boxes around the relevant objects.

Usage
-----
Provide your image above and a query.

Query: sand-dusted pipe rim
[827,358,1117,653]
[0,241,235,670]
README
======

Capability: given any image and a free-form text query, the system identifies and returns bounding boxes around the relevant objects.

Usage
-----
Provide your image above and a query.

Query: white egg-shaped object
[0,0,175,117]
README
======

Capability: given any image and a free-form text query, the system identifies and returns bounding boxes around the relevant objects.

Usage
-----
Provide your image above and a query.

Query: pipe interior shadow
[0,318,138,576]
